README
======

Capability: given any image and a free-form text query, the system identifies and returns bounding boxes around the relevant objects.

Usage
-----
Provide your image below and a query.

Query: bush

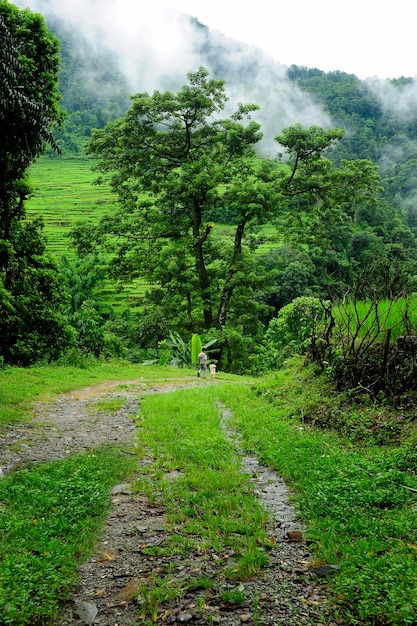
[263,297,328,368]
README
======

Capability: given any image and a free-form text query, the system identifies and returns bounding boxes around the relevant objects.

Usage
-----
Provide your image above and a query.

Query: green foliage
[158,331,192,368]
[157,331,217,368]
[263,296,327,369]
[0,2,71,366]
[0,446,134,625]
[78,67,276,334]
[0,218,75,366]
[0,2,64,173]
[305,258,417,399]
[262,244,316,313]
[17,53,417,372]
[191,333,203,366]
[75,67,385,370]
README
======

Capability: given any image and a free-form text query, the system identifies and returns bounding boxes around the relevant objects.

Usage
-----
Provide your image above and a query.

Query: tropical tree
[0,1,71,365]
[273,124,386,295]
[71,70,386,369]
[72,67,280,337]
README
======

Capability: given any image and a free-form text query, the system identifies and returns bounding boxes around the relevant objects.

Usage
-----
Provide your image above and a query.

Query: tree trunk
[217,220,246,329]
[193,220,213,329]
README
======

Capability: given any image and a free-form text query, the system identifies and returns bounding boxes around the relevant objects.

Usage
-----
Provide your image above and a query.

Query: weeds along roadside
[0,446,136,625]
[133,387,270,579]
[215,365,417,625]
[131,380,417,625]
[2,360,417,625]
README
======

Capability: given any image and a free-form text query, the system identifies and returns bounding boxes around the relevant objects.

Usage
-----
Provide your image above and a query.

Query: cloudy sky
[13,0,417,80]
[168,0,416,79]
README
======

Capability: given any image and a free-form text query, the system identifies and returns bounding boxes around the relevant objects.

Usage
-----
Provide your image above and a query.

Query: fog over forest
[13,0,333,155]
[11,0,417,189]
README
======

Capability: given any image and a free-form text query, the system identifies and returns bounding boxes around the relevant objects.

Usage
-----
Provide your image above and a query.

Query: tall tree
[74,67,279,333]
[274,124,387,294]
[73,71,386,361]
[0,1,71,365]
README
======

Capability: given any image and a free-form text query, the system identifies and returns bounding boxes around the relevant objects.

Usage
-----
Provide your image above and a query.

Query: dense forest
[3,1,417,398]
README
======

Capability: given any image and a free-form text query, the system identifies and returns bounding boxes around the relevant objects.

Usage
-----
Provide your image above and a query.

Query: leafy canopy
[72,68,386,369]
[77,67,279,335]
[0,1,71,366]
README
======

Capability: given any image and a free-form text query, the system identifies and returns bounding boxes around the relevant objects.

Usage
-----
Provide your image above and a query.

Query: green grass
[215,365,417,625]
[335,297,417,343]
[0,446,135,625]
[136,387,269,558]
[26,155,118,257]
[25,155,149,312]
[132,385,272,621]
[3,360,417,623]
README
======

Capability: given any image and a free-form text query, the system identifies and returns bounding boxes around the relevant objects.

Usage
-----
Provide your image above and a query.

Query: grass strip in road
[0,446,135,625]
[216,370,417,626]
[133,385,272,621]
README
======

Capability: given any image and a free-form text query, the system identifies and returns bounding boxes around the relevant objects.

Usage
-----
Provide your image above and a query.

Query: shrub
[263,296,328,368]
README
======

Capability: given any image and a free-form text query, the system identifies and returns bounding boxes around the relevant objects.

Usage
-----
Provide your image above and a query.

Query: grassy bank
[0,361,245,426]
[2,360,417,623]
[0,447,135,625]
[216,365,417,624]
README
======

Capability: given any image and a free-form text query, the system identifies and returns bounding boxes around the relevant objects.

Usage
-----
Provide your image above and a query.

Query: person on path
[197,348,207,378]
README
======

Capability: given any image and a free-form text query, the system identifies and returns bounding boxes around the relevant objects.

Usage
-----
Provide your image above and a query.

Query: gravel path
[0,380,345,625]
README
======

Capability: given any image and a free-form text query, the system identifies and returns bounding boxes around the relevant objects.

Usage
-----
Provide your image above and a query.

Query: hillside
[36,8,417,232]
[5,0,417,371]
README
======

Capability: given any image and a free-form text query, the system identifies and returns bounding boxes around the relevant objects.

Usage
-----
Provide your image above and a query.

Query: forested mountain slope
[43,9,417,231]
[5,0,417,370]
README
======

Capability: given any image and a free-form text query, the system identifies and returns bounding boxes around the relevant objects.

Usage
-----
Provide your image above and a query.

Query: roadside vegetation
[0,446,134,625]
[220,365,417,624]
[2,360,417,624]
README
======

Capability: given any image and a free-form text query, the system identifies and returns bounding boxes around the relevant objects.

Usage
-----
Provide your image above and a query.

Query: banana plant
[159,332,218,368]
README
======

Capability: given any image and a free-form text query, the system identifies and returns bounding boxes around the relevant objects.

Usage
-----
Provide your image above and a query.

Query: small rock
[177,613,193,623]
[313,564,340,577]
[111,483,133,495]
[107,577,142,605]
[287,530,303,542]
[75,600,98,625]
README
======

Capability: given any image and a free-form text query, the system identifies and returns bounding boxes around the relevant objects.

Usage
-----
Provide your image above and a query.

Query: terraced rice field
[26,156,117,257]
[26,155,148,312]
[26,155,281,312]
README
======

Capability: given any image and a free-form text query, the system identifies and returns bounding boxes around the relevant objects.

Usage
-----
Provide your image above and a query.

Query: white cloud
[367,78,417,119]
[13,0,334,154]
[166,0,417,80]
